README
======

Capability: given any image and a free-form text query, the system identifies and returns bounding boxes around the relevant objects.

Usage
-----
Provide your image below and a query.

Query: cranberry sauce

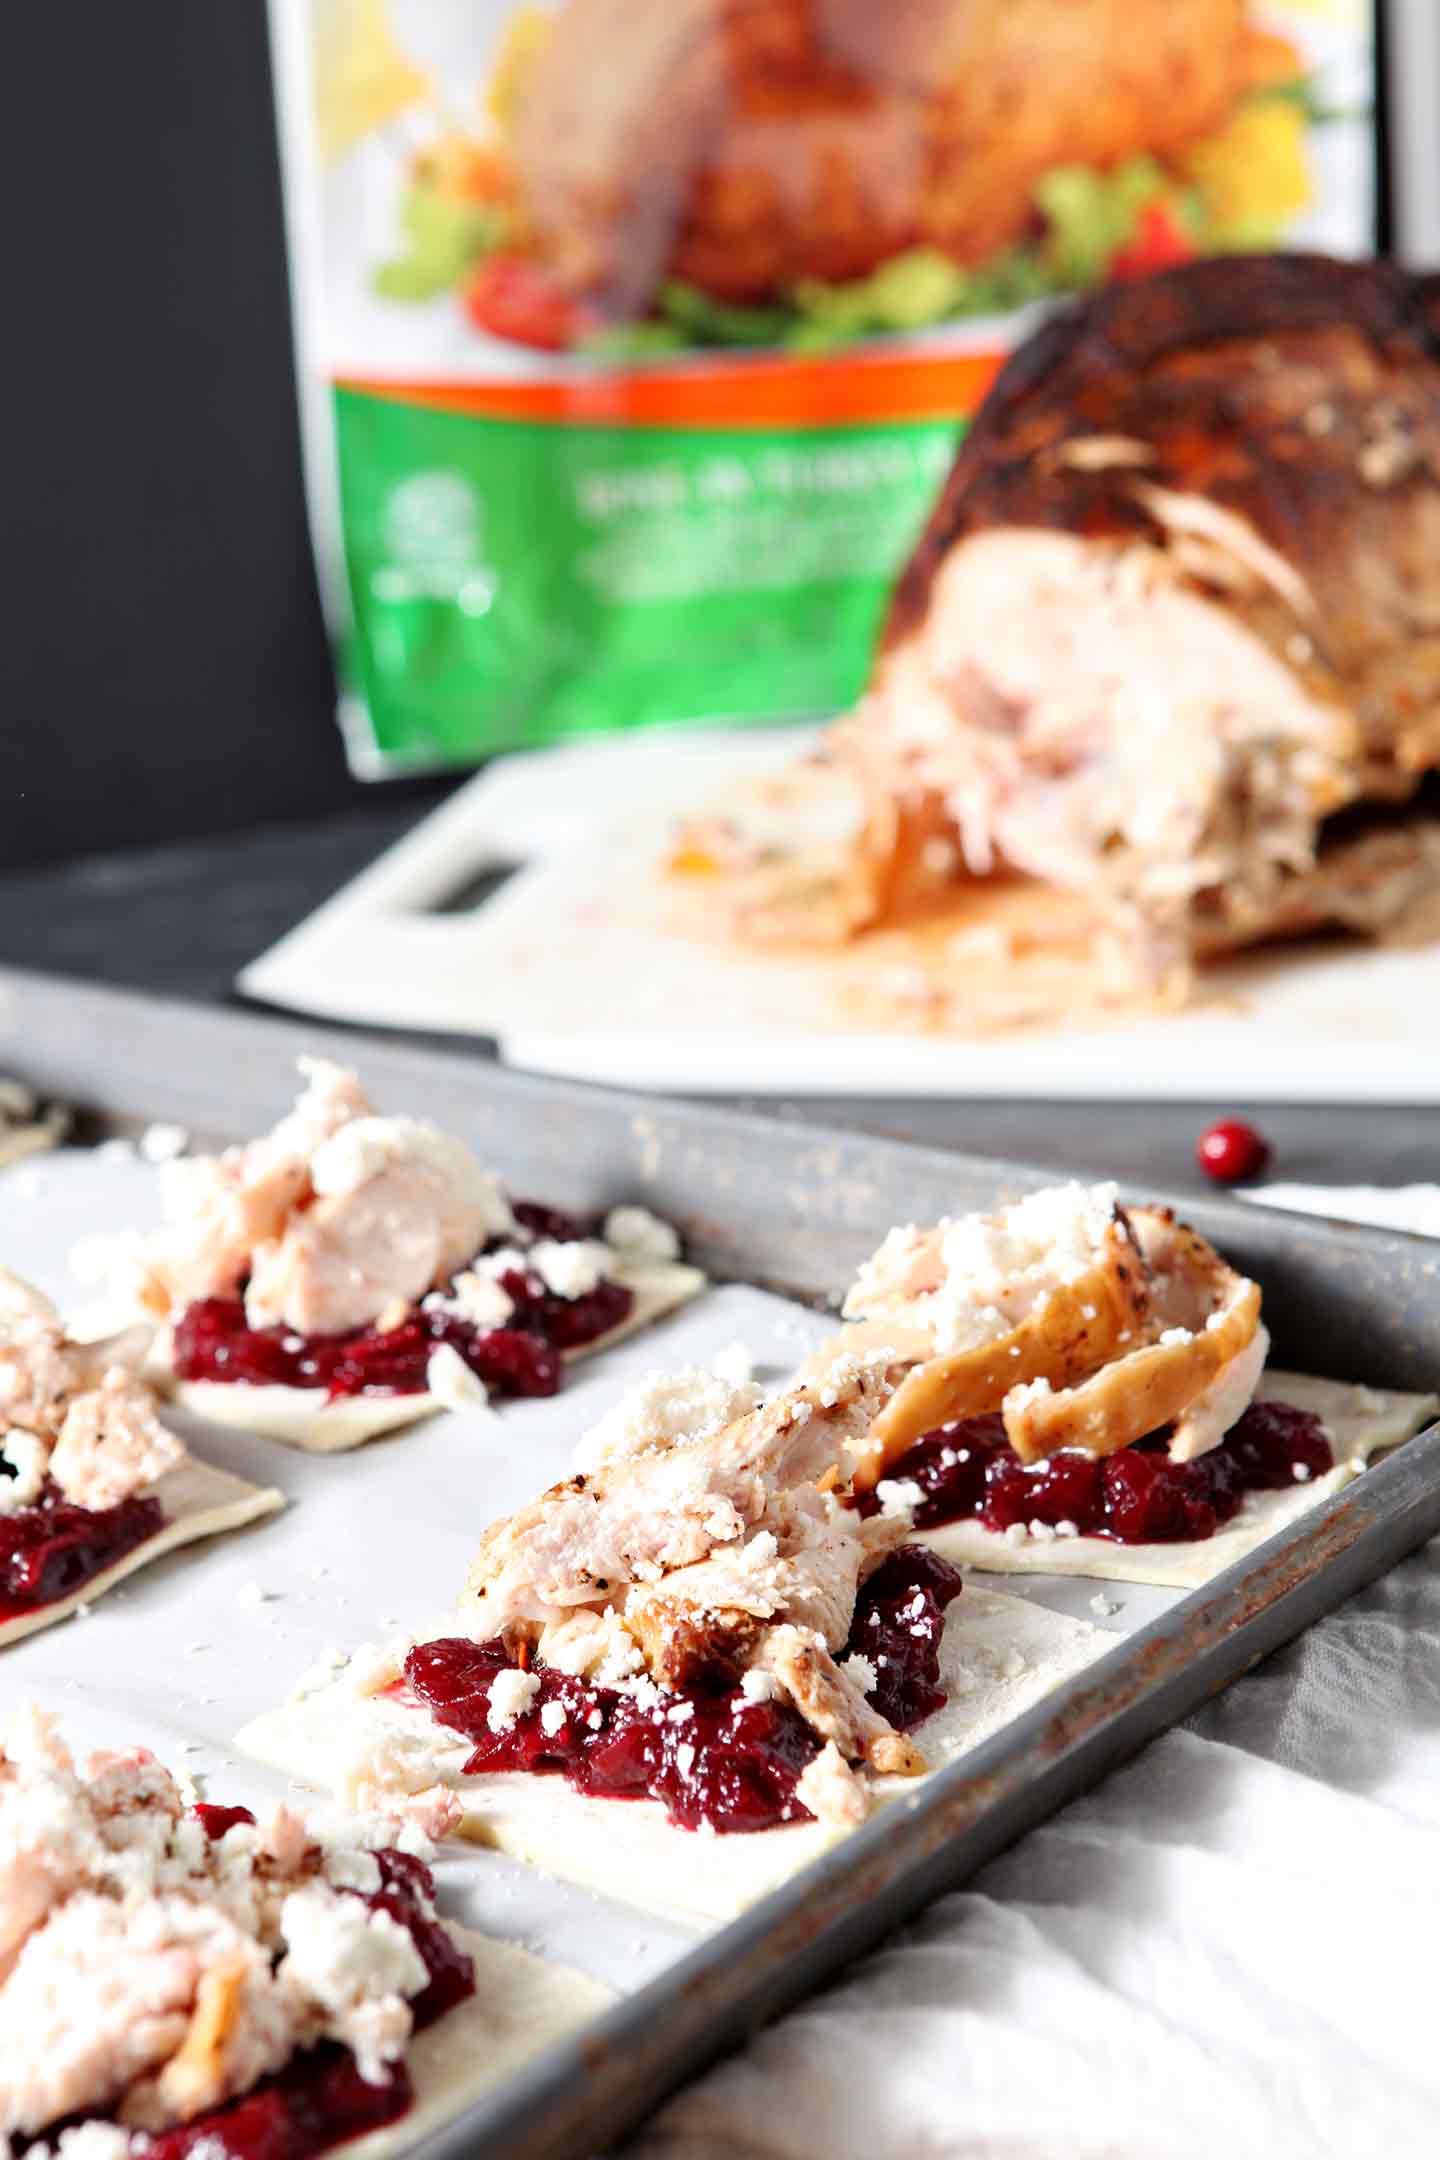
[849,1546,965,1731]
[366,1848,475,2028]
[172,1296,564,1401]
[170,1195,635,1401]
[0,1482,165,1621]
[405,1547,964,1835]
[131,2044,411,2160]
[190,1810,475,2032]
[859,1399,1334,1547]
[188,1802,256,1839]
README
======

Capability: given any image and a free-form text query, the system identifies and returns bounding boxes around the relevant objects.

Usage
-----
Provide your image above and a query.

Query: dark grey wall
[0,3,436,868]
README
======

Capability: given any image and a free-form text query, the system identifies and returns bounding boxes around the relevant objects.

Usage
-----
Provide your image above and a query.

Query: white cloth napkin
[1242,1182,1440,1239]
[630,1187,1440,2160]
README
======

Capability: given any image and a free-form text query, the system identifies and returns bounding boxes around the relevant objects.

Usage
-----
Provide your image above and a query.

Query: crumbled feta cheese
[1158,1326,1194,1348]
[848,1182,1121,1351]
[1291,1461,1313,1483]
[576,1361,761,1471]
[0,1427,49,1511]
[0,1715,452,2134]
[46,2124,133,2160]
[539,1700,566,1738]
[345,1641,406,1699]
[740,1668,777,1704]
[708,1341,754,1388]
[139,1122,190,1164]
[45,1366,183,1513]
[602,1206,681,1264]
[435,1270,514,1331]
[527,1238,614,1300]
[795,1742,869,1826]
[486,1668,541,1733]
[1026,1519,1057,1543]
[1089,1592,1121,1618]
[1055,1519,1079,1539]
[875,1477,924,1521]
[424,1342,491,1411]
[840,1652,878,1694]
[279,1885,427,2080]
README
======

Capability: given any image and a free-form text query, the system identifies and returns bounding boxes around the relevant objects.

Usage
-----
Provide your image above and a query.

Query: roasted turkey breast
[834,254,1440,976]
[509,0,1248,312]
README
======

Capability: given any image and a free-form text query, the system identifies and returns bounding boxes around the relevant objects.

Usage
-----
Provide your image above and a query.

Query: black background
[0,3,438,869]
[0,4,1392,872]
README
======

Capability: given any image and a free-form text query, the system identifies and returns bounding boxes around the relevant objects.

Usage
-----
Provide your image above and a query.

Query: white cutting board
[242,729,1440,1100]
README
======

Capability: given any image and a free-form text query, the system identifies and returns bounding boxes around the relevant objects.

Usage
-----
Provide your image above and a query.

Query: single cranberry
[1197,1118,1271,1183]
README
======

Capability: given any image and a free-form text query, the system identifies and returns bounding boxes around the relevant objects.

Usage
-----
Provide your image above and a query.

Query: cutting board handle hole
[417,861,524,915]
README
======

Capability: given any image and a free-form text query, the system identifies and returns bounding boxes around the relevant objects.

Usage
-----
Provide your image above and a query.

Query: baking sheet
[239,732,1440,1101]
[5,971,1440,2158]
[0,1148,1156,1970]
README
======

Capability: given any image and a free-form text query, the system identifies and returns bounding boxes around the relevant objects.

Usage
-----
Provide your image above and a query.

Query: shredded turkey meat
[464,1361,893,1631]
[828,258,1440,982]
[111,1058,515,1338]
[836,528,1356,976]
[829,1185,1267,1481]
[447,1180,1268,1811]
[1001,1206,1263,1464]
[0,1708,444,2144]
[0,1270,181,1514]
[461,1360,930,1783]
[815,1182,1152,1485]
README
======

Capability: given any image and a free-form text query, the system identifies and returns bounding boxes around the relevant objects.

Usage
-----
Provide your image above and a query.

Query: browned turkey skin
[508,0,1248,315]
[833,254,1440,976]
